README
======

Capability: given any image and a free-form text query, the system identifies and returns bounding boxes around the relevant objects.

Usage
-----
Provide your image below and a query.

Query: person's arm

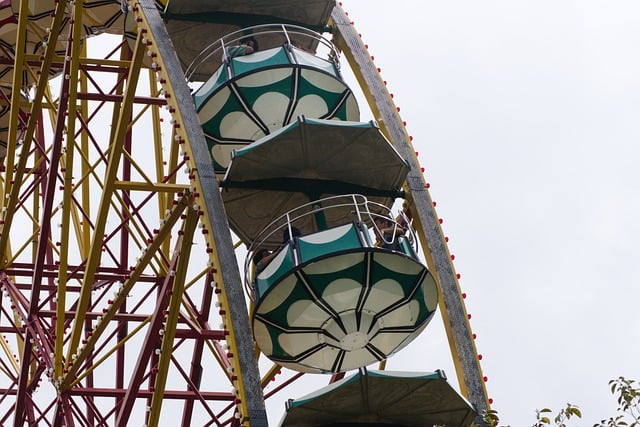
[226,45,247,58]
[261,251,277,265]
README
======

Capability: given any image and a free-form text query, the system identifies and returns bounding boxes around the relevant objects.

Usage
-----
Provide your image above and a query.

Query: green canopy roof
[164,0,336,80]
[220,117,409,246]
[280,369,477,426]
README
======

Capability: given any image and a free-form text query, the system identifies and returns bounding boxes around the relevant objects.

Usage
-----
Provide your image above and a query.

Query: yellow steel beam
[68,44,92,261]
[2,0,30,198]
[260,364,282,389]
[164,126,182,257]
[148,69,175,259]
[113,180,188,192]
[148,206,199,426]
[79,54,92,260]
[56,0,87,378]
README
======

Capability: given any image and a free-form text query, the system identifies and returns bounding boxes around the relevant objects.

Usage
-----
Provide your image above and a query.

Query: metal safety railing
[185,23,341,81]
[242,194,418,299]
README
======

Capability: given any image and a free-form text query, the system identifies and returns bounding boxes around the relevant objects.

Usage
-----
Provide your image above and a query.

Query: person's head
[374,216,390,228]
[240,36,259,52]
[252,249,270,265]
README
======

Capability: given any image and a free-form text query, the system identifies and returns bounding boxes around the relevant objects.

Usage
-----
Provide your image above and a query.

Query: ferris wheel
[0,1,489,425]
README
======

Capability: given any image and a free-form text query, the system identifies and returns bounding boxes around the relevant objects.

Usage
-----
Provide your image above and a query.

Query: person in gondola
[253,249,275,275]
[226,35,259,58]
[374,216,405,251]
[253,226,301,276]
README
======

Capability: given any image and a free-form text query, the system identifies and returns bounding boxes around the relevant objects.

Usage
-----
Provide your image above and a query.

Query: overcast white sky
[339,1,640,425]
